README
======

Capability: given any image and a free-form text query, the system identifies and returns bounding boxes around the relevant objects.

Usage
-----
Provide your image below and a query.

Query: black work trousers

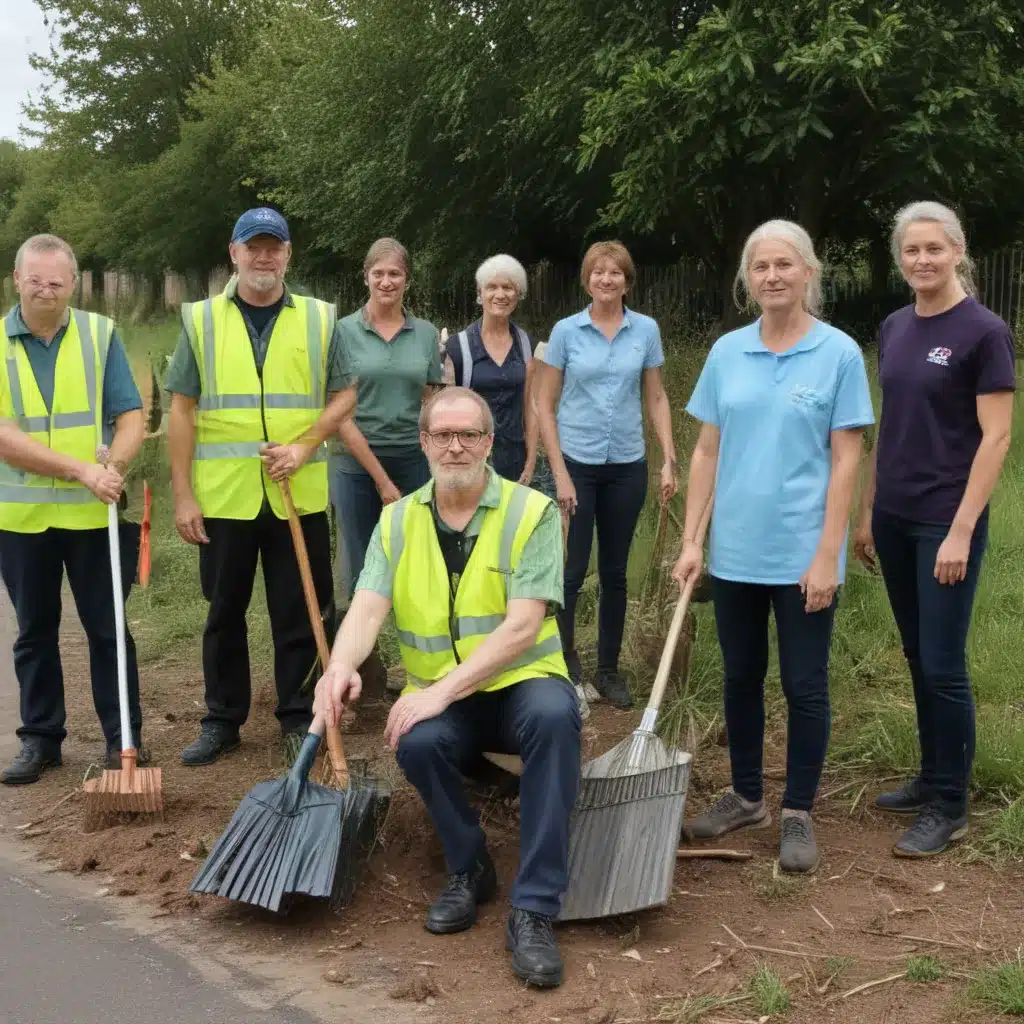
[0,524,142,751]
[199,511,334,736]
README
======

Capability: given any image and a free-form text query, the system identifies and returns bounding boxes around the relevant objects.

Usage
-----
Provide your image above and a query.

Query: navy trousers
[396,677,581,917]
[711,576,836,812]
[0,524,142,751]
[872,507,988,818]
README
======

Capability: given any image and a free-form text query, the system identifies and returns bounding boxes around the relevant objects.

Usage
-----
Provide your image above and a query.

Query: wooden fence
[4,248,1023,342]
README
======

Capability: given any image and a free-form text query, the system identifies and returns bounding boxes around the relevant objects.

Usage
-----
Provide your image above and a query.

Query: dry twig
[829,972,906,1003]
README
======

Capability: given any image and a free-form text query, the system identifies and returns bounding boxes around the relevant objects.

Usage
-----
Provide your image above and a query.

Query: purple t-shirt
[875,297,1016,524]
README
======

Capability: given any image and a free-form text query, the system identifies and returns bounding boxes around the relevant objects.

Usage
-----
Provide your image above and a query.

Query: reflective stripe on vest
[183,288,332,519]
[0,309,111,530]
[382,477,567,692]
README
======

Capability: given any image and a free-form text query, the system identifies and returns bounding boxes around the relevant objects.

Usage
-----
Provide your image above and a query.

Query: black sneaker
[875,777,930,814]
[105,742,153,770]
[594,668,632,709]
[425,847,497,934]
[1,741,61,785]
[505,908,564,988]
[893,805,968,858]
[181,727,240,766]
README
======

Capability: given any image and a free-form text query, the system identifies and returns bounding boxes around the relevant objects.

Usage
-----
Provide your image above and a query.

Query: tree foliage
[3,0,1024,307]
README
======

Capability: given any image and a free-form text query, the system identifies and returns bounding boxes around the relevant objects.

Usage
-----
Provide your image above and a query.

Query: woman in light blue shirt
[537,241,677,709]
[672,220,873,874]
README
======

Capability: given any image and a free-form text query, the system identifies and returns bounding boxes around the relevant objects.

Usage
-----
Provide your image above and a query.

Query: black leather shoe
[425,848,497,934]
[505,908,564,987]
[2,741,61,785]
[595,669,633,709]
[181,727,240,766]
[105,742,152,770]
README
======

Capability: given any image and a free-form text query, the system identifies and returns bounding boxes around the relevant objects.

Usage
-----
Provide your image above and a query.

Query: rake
[190,479,390,912]
[82,489,163,830]
[556,575,698,921]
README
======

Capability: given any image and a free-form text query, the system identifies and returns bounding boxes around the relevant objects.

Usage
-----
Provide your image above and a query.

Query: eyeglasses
[425,429,489,449]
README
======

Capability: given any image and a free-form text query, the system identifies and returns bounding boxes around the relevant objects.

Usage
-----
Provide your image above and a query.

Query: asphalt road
[0,845,323,1024]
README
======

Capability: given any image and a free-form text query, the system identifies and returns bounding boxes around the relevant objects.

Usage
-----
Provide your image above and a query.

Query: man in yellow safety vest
[166,208,356,767]
[313,386,581,989]
[0,234,145,785]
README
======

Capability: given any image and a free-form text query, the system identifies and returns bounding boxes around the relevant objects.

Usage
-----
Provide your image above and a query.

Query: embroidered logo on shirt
[789,385,828,409]
[926,347,952,367]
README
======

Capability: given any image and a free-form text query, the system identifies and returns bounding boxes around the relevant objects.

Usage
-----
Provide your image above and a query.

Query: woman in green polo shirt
[330,238,444,601]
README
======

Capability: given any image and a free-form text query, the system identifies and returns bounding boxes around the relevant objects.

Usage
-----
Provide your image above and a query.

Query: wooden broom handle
[644,491,714,716]
[279,478,349,784]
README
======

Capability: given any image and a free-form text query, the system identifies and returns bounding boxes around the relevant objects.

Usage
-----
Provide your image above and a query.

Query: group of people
[0,198,1014,989]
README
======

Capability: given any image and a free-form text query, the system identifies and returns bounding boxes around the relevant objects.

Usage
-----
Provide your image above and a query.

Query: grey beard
[431,461,487,491]
[243,271,281,293]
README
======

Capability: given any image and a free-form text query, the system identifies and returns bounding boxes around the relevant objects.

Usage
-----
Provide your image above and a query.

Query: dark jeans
[490,439,526,482]
[872,507,989,818]
[558,456,647,672]
[0,524,142,751]
[396,677,581,917]
[711,576,836,812]
[331,449,431,599]
[199,511,334,735]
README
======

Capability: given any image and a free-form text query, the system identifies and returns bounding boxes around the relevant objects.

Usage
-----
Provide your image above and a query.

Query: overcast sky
[0,0,51,143]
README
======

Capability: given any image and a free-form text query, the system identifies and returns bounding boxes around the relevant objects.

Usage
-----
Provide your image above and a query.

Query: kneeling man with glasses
[313,386,580,988]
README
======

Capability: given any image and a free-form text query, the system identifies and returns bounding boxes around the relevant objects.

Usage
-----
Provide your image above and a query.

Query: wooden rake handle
[280,478,349,786]
[644,492,714,718]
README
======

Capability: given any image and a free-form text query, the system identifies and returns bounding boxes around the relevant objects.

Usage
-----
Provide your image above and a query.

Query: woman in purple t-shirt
[854,201,1016,858]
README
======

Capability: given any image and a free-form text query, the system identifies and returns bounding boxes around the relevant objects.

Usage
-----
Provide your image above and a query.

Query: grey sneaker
[894,806,968,857]
[688,790,771,840]
[875,776,930,814]
[778,811,819,873]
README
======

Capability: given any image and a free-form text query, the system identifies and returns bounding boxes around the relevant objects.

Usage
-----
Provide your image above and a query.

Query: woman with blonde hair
[854,202,1015,857]
[673,220,873,873]
[537,241,677,710]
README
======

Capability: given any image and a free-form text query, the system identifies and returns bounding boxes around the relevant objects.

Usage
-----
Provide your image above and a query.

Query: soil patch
[0,612,1019,1024]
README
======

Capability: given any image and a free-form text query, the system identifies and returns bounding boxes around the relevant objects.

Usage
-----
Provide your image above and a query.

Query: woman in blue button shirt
[537,241,678,709]
[672,220,873,874]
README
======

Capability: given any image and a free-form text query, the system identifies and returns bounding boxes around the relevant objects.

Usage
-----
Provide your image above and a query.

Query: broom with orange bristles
[83,447,162,830]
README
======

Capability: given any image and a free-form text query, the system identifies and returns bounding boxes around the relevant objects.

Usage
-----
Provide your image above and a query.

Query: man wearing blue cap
[165,208,357,766]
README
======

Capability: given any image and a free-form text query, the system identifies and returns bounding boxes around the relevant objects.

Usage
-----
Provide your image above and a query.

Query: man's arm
[106,409,144,472]
[168,393,207,544]
[432,597,547,704]
[0,419,120,501]
[314,588,393,727]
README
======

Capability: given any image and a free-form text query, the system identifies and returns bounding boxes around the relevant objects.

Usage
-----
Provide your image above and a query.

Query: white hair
[475,254,528,298]
[733,219,822,316]
[891,201,977,297]
[15,233,79,280]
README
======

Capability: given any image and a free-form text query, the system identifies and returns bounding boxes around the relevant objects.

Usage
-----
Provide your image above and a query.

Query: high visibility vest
[182,287,334,520]
[381,477,568,694]
[0,308,111,533]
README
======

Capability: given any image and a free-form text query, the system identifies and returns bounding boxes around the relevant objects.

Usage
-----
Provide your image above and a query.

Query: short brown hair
[419,386,494,435]
[363,237,411,277]
[580,241,635,292]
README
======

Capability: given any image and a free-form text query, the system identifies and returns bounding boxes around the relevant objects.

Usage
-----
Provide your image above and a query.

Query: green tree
[578,0,1024,310]
[28,0,280,161]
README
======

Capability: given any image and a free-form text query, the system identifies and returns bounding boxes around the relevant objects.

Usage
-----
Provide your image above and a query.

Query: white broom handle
[643,491,714,718]
[107,498,133,753]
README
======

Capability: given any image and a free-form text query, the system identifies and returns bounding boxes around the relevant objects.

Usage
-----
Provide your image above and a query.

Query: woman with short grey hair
[443,254,540,483]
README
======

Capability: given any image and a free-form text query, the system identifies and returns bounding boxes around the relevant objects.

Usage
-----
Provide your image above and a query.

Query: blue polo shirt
[543,306,664,464]
[4,305,142,424]
[687,318,874,585]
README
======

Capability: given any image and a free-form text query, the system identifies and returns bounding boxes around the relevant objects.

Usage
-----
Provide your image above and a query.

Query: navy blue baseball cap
[231,207,290,244]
